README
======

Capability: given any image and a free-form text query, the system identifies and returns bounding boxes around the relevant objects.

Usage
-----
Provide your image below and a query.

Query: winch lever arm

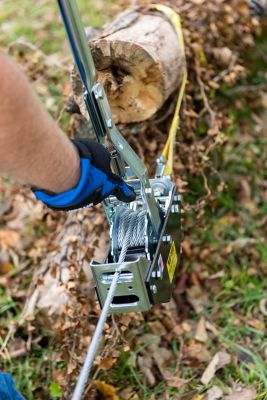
[57,0,162,233]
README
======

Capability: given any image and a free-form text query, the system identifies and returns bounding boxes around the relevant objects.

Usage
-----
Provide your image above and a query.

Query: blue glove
[0,373,24,400]
[33,139,136,211]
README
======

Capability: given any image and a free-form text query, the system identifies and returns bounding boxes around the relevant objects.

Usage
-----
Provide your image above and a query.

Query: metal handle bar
[57,0,161,233]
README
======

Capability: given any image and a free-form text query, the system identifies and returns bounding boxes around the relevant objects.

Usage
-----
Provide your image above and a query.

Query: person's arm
[0,51,80,193]
[0,52,135,209]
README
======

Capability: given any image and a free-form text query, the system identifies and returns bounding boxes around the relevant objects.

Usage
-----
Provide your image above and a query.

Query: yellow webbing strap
[153,4,187,176]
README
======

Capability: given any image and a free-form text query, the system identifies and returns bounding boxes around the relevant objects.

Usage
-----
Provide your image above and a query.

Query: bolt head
[94,85,104,99]
[151,270,162,279]
[163,235,171,244]
[156,270,162,279]
[171,204,179,214]
[145,188,153,195]
[107,118,113,128]
[174,194,182,202]
[150,284,157,294]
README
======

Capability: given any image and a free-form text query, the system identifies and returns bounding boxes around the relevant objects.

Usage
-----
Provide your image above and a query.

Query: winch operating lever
[57,0,162,235]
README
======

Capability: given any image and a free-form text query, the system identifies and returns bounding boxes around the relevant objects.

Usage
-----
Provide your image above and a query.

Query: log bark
[72,10,186,124]
[21,210,108,331]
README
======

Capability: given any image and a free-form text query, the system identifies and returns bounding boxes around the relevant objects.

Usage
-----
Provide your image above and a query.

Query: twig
[225,82,267,95]
[195,62,216,125]
[174,336,184,373]
[8,38,70,71]
[57,104,67,123]
[152,100,176,125]
[213,53,238,83]
[0,326,15,358]
[200,169,211,198]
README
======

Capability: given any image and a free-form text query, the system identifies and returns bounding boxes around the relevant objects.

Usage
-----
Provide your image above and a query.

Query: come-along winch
[57,1,187,398]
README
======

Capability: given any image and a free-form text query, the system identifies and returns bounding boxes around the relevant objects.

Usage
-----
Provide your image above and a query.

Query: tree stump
[72,9,186,124]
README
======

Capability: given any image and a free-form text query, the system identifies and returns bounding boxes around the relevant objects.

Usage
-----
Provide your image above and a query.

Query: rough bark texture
[72,10,186,124]
[21,210,108,330]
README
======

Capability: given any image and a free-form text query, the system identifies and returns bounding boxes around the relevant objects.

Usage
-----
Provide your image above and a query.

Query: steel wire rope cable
[71,6,187,399]
[71,209,145,400]
[115,207,147,253]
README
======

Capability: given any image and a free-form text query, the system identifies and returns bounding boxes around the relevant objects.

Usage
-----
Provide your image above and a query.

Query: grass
[1,347,63,400]
[0,0,112,52]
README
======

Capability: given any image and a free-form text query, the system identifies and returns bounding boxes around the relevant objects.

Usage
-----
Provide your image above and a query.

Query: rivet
[150,284,157,294]
[174,194,182,202]
[171,204,179,213]
[163,235,171,244]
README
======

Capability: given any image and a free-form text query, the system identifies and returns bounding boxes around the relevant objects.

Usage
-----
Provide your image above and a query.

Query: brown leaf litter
[201,351,231,385]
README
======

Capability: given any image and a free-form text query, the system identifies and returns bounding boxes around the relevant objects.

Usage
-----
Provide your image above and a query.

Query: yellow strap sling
[153,4,187,176]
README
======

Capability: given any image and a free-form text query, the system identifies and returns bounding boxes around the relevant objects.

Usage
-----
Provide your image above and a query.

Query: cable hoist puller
[57,1,187,399]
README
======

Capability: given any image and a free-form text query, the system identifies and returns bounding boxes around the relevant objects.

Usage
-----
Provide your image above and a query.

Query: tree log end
[93,39,164,123]
[72,11,186,124]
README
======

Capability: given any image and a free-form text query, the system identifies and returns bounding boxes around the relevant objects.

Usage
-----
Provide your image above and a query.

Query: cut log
[21,209,109,332]
[72,10,186,124]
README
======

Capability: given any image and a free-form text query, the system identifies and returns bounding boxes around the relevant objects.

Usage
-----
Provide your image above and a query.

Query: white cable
[71,208,137,400]
[71,268,121,400]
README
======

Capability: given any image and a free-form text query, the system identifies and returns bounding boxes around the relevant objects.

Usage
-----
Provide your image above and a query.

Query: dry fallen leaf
[181,320,193,333]
[9,338,27,358]
[195,317,209,343]
[193,395,204,400]
[0,196,11,216]
[0,261,12,274]
[166,377,190,389]
[119,387,136,400]
[246,318,265,330]
[225,387,257,400]
[205,321,219,336]
[213,215,237,235]
[208,270,225,280]
[0,230,20,248]
[186,286,209,313]
[99,355,115,371]
[224,238,260,253]
[201,351,231,385]
[213,47,233,66]
[67,361,76,375]
[184,340,211,362]
[148,320,167,336]
[137,354,155,386]
[94,380,120,400]
[259,298,267,316]
[203,385,223,400]
[152,347,173,379]
[182,239,192,258]
[0,276,8,286]
[138,334,161,349]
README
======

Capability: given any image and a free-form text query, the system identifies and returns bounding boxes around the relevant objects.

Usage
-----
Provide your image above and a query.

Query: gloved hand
[33,138,136,211]
[0,373,24,400]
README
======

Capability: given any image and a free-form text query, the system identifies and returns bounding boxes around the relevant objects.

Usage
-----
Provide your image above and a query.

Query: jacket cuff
[32,158,100,211]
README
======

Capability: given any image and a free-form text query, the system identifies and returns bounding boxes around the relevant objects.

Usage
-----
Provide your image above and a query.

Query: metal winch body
[91,177,182,313]
[57,0,183,315]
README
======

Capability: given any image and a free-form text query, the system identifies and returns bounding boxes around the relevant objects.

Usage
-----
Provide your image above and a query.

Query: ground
[0,1,266,399]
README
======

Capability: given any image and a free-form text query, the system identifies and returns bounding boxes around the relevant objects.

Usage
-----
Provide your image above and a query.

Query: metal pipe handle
[57,0,162,232]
